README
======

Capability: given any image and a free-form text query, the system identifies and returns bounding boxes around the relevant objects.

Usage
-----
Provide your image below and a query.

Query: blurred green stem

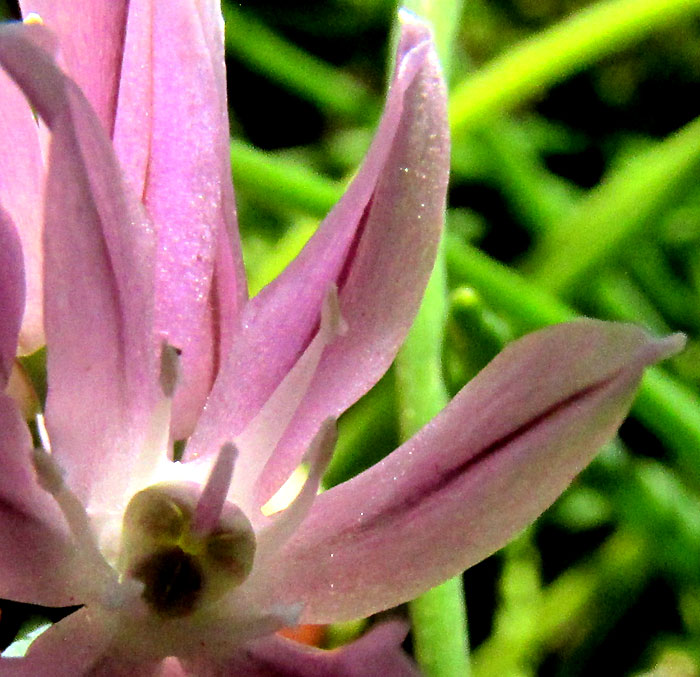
[449,0,700,134]
[223,4,377,122]
[397,247,471,677]
[230,139,343,219]
[473,528,650,675]
[523,114,700,296]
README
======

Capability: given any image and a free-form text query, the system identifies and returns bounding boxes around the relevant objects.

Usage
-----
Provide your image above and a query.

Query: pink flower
[0,3,683,675]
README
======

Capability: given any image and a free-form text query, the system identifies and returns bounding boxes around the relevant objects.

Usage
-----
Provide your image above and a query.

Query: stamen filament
[232,285,346,507]
[192,443,238,536]
[256,419,337,556]
[126,342,181,498]
[32,449,121,601]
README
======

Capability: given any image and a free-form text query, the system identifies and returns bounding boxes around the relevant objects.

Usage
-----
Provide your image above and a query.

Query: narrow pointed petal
[0,394,77,606]
[0,71,43,354]
[114,0,247,437]
[19,1,129,136]
[0,24,158,502]
[0,209,24,383]
[183,620,418,677]
[263,321,684,623]
[189,12,449,482]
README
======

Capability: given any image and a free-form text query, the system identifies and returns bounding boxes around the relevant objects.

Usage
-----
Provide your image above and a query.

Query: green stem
[230,139,343,219]
[523,114,700,296]
[409,578,470,677]
[397,249,471,677]
[470,120,579,233]
[449,0,700,134]
[591,270,671,334]
[627,240,700,332]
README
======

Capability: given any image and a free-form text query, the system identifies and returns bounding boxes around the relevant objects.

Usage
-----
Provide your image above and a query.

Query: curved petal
[0,24,158,503]
[188,12,449,482]
[263,321,684,623]
[0,608,165,676]
[183,620,418,677]
[0,393,76,606]
[113,0,246,438]
[0,71,43,354]
[0,209,24,383]
[19,0,129,137]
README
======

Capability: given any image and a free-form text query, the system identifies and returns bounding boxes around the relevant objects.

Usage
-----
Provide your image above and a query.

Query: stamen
[320,283,348,339]
[256,419,337,557]
[31,449,121,601]
[126,342,182,498]
[159,342,182,398]
[192,443,238,536]
[233,285,346,508]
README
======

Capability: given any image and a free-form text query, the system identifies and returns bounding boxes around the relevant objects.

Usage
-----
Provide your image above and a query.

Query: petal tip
[655,332,687,361]
[396,7,434,58]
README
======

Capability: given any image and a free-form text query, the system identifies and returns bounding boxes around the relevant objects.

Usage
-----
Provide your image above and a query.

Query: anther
[32,448,64,495]
[159,342,182,399]
[321,283,348,339]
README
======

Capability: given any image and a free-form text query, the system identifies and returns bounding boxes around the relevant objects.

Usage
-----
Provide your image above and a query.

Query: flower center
[121,482,256,618]
[132,546,203,618]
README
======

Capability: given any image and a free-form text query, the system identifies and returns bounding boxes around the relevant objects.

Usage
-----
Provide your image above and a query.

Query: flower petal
[0,608,166,676]
[188,12,449,485]
[0,70,43,354]
[183,620,418,677]
[19,0,129,136]
[0,394,76,606]
[113,0,247,438]
[263,321,684,623]
[0,209,24,383]
[0,24,158,503]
